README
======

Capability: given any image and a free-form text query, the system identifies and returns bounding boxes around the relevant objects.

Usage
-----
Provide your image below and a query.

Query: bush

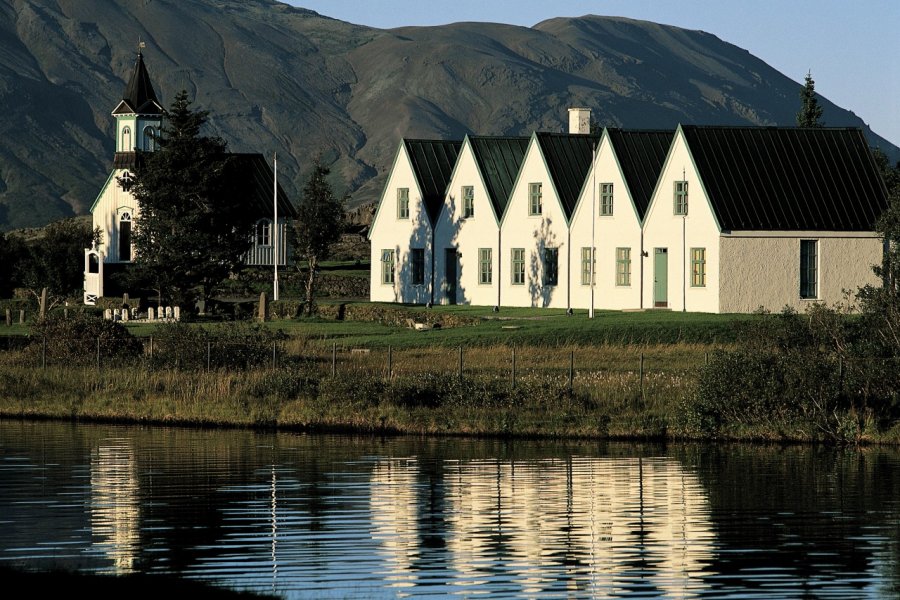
[28,314,143,366]
[148,322,286,370]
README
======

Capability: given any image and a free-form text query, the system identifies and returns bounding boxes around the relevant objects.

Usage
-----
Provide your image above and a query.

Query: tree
[292,157,345,316]
[128,90,253,307]
[796,71,824,127]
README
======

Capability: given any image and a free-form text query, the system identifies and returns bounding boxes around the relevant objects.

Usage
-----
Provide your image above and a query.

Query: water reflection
[1,421,899,599]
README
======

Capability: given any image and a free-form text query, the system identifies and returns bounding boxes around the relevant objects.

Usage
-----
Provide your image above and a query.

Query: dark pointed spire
[113,48,162,116]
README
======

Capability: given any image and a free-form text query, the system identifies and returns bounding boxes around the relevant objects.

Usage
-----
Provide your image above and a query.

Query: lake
[1,420,898,598]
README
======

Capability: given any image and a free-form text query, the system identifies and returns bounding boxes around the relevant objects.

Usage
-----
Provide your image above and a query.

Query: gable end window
[691,248,706,287]
[397,188,410,219]
[529,183,542,216]
[479,248,492,285]
[600,183,614,216]
[381,249,395,285]
[543,247,559,287]
[462,186,475,219]
[511,248,525,285]
[800,240,818,299]
[674,181,688,215]
[411,248,425,286]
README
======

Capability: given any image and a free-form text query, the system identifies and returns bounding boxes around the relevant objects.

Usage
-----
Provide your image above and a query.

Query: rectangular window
[411,248,425,286]
[543,247,559,287]
[256,220,271,246]
[600,183,614,216]
[511,248,525,285]
[800,240,818,299]
[581,247,595,286]
[691,247,706,287]
[463,186,475,219]
[381,249,395,285]
[397,188,409,219]
[616,247,631,286]
[479,248,492,284]
[674,181,688,215]
[529,183,542,216]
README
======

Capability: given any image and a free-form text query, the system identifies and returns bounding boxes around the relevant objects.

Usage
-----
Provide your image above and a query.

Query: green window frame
[600,182,614,216]
[397,188,410,219]
[674,181,688,215]
[381,249,395,285]
[800,239,818,299]
[462,186,475,219]
[511,248,525,285]
[479,248,492,284]
[529,183,542,216]
[691,247,706,287]
[616,247,631,287]
[581,247,595,286]
[411,248,425,286]
[543,247,559,287]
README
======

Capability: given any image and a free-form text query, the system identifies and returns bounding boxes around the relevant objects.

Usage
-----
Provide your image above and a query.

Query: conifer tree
[796,71,824,127]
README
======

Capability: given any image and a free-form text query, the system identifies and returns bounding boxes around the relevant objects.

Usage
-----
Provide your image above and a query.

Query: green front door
[654,248,668,307]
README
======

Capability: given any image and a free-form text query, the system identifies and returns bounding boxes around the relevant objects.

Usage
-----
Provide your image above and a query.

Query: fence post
[569,350,574,392]
[705,352,709,365]
[149,336,153,362]
[207,341,211,373]
[96,337,101,371]
[388,345,392,380]
[458,346,464,382]
[639,352,645,402]
[332,342,336,378]
[511,347,516,389]
[42,336,46,369]
[272,341,277,370]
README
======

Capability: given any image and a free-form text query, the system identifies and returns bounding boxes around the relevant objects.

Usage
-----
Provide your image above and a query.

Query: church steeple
[112,47,163,154]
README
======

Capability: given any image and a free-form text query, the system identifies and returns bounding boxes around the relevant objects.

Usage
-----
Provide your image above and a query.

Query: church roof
[682,126,888,231]
[113,52,163,116]
[468,136,530,221]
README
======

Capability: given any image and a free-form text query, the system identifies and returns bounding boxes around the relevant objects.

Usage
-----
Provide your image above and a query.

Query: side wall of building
[92,169,138,264]
[719,233,883,313]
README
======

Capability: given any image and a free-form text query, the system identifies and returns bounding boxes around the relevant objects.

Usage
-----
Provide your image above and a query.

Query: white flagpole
[273,152,279,302]
[589,142,596,319]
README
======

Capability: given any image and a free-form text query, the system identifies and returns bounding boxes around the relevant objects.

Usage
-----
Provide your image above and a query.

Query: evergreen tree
[796,71,824,127]
[128,91,253,307]
[292,157,345,316]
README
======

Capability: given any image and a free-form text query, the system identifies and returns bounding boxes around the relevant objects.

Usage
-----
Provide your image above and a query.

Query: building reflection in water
[370,455,715,596]
[90,438,141,574]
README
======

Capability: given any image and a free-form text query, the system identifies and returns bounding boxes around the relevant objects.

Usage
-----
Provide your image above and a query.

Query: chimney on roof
[568,107,591,135]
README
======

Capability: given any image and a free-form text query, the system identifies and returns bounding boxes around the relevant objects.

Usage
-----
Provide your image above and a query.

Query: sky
[286,0,900,146]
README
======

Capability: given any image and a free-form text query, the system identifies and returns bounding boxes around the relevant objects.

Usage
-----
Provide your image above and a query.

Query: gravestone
[147,307,155,320]
[5,309,10,327]
[173,306,180,321]
[104,309,112,320]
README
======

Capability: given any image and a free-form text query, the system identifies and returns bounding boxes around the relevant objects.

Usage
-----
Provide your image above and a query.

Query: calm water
[1,420,898,598]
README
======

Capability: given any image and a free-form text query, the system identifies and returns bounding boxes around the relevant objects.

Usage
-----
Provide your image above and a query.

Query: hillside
[1,0,896,230]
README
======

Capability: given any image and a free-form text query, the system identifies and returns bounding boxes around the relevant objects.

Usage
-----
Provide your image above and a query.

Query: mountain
[1,0,896,230]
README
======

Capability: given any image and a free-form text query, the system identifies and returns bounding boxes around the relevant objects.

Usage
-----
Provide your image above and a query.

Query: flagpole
[273,152,279,302]
[589,142,596,319]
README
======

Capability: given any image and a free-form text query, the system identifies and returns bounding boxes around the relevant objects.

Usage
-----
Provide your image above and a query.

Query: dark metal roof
[230,153,296,219]
[404,139,462,224]
[469,136,530,220]
[535,132,601,220]
[682,126,888,231]
[113,151,140,170]
[113,52,163,116]
[606,129,673,220]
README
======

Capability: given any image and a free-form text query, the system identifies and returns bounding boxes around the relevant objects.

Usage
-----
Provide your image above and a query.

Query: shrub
[148,322,286,370]
[28,314,143,366]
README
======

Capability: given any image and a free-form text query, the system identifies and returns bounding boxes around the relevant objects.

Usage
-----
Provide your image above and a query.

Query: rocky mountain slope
[1,0,895,229]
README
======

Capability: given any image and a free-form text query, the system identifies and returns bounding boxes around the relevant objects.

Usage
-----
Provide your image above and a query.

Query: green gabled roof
[606,129,673,221]
[535,132,601,220]
[404,139,462,224]
[469,136,530,221]
[682,126,888,231]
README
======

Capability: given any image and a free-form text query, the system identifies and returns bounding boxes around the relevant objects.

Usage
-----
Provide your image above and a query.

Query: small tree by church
[796,71,824,127]
[292,157,345,316]
[128,91,253,306]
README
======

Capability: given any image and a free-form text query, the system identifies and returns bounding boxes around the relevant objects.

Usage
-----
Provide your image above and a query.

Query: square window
[529,183,542,216]
[397,188,409,219]
[600,183,614,216]
[463,186,475,219]
[674,181,688,215]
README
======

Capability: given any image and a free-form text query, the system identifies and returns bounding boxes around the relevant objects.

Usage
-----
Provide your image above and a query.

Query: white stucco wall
[719,232,883,313]
[91,169,138,264]
[369,144,434,304]
[434,140,501,307]
[641,129,721,313]
[569,134,643,311]
[500,136,571,309]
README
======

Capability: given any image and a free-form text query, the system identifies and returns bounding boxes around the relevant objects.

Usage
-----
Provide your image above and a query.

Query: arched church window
[119,212,132,262]
[88,253,100,274]
[256,219,271,246]
[143,126,155,151]
[122,126,132,152]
